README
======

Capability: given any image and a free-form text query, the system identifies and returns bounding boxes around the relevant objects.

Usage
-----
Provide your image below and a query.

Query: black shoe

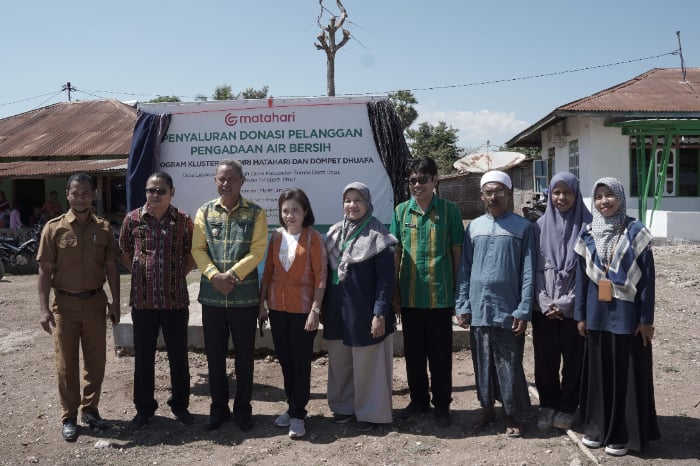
[172,408,194,426]
[235,414,254,432]
[434,406,452,427]
[62,418,78,442]
[130,413,154,429]
[356,421,376,432]
[81,409,109,430]
[400,402,430,419]
[206,411,231,431]
[332,413,355,424]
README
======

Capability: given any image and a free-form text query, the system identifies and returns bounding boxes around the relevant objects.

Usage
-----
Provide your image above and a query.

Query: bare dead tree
[314,0,351,96]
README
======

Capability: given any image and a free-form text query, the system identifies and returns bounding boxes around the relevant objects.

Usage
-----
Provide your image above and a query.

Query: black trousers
[531,311,584,413]
[269,309,316,419]
[400,307,453,408]
[202,304,258,418]
[132,308,190,416]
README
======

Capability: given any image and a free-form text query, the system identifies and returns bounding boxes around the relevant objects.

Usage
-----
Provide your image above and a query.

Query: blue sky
[2,0,698,150]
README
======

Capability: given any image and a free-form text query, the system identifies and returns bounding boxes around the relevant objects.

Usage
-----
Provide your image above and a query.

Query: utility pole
[676,31,686,81]
[62,82,75,101]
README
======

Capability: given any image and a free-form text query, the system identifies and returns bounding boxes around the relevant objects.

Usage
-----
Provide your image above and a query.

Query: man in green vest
[192,159,268,432]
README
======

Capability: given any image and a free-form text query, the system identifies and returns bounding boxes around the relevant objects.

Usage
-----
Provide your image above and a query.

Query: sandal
[471,408,495,429]
[505,425,522,438]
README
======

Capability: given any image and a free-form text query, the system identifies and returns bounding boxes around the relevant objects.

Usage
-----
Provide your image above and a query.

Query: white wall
[542,115,700,241]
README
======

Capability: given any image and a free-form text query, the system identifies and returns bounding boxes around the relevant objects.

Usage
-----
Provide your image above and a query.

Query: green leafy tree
[240,86,270,99]
[406,121,464,175]
[212,85,269,100]
[388,90,418,132]
[213,85,234,100]
[147,95,181,103]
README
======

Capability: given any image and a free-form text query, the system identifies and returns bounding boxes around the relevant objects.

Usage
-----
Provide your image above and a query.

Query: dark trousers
[269,309,316,419]
[132,308,190,416]
[400,307,453,408]
[531,311,584,413]
[202,304,258,418]
[581,330,660,451]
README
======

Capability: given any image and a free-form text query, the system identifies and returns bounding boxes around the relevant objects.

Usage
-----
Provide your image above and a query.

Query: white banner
[139,97,394,229]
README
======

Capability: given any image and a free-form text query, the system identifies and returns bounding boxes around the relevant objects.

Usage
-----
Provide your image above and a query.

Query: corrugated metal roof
[0,99,136,158]
[559,68,700,112]
[506,68,700,147]
[0,160,127,177]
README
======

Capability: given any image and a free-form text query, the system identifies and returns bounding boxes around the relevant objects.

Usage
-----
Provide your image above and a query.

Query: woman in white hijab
[574,177,659,457]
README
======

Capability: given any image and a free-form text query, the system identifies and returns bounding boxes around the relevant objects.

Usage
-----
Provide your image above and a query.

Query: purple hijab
[537,172,592,274]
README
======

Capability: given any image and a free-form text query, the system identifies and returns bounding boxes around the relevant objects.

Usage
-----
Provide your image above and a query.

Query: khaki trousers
[52,291,107,422]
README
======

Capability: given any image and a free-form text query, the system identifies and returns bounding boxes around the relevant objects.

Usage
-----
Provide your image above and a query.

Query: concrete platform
[113,282,469,356]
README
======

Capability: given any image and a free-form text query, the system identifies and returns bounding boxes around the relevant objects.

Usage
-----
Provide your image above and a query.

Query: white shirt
[278,230,300,272]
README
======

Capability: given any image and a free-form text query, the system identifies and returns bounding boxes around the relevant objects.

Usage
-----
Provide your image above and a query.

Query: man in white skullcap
[455,170,535,437]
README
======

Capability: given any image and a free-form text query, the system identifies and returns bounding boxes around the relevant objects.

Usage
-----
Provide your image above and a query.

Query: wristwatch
[311,307,321,315]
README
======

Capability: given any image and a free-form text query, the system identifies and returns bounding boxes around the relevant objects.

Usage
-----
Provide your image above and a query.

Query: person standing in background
[41,190,64,220]
[9,203,23,230]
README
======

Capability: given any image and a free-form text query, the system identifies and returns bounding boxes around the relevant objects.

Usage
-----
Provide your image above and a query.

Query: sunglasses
[407,176,432,186]
[146,188,168,195]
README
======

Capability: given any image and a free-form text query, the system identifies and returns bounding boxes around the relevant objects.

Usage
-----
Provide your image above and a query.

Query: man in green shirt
[390,156,464,427]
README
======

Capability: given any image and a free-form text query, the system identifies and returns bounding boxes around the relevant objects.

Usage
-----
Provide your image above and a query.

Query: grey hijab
[324,182,396,282]
[590,177,628,262]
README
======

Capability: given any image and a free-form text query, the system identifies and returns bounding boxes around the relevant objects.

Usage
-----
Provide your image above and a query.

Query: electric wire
[0,49,684,109]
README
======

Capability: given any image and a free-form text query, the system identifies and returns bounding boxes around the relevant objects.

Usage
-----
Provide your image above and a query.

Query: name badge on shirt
[404,223,417,229]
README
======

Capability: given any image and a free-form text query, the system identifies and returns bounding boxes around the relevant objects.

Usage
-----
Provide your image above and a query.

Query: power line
[0,91,68,108]
[0,49,681,109]
[341,50,680,96]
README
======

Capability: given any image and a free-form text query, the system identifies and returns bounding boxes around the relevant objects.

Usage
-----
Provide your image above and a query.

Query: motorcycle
[522,190,548,222]
[0,222,42,279]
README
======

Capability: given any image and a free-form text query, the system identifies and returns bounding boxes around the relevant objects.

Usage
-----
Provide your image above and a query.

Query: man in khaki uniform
[37,173,120,442]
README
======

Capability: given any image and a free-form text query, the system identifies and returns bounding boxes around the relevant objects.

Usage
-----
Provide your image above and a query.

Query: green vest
[197,198,262,308]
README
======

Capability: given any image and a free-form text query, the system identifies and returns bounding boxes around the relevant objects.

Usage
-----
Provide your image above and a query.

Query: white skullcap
[480,170,512,189]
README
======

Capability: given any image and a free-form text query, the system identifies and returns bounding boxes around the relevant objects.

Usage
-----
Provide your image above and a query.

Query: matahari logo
[225,113,238,127]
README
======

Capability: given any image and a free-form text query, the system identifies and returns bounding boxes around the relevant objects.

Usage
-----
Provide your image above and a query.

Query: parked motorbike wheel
[0,259,5,280]
[9,249,38,275]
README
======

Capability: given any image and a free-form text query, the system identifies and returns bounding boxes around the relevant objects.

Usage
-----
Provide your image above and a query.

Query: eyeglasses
[407,176,432,186]
[146,188,168,195]
[481,189,507,198]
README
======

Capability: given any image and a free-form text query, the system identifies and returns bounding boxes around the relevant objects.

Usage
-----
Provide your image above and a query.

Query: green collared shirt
[390,196,464,309]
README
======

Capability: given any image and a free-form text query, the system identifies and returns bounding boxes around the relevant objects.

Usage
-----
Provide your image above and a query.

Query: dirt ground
[1,242,699,465]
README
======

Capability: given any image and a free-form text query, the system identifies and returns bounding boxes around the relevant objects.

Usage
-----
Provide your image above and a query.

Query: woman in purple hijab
[532,172,592,432]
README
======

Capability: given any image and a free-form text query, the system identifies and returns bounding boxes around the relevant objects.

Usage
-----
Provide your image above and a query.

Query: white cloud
[414,107,530,151]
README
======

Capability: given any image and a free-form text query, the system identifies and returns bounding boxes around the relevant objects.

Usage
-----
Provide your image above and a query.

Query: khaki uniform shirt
[37,210,117,292]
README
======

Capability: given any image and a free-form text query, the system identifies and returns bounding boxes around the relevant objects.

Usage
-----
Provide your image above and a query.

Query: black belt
[55,288,103,299]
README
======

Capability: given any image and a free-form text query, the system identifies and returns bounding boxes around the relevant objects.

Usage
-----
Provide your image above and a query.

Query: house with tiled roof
[506,67,700,241]
[0,99,135,225]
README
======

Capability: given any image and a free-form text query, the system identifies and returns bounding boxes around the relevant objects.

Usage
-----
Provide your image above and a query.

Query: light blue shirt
[455,211,535,328]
